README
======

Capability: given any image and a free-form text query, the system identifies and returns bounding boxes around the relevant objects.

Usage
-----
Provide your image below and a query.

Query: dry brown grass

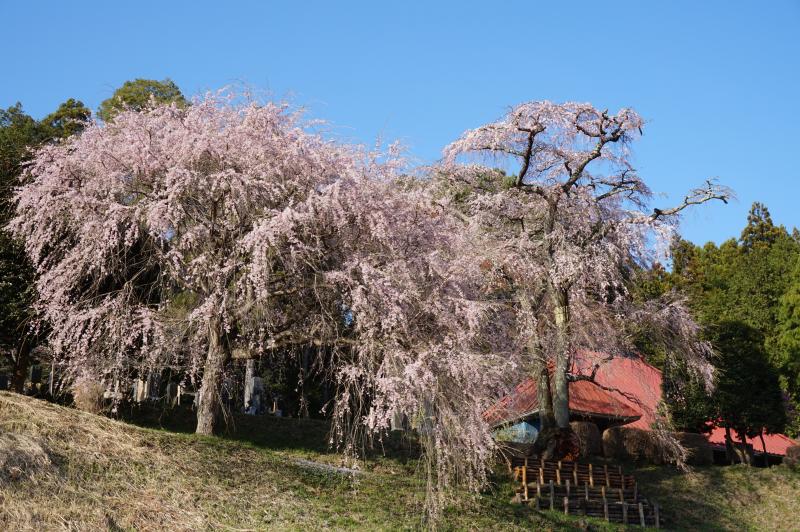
[0,392,326,530]
[71,378,107,415]
[0,432,52,484]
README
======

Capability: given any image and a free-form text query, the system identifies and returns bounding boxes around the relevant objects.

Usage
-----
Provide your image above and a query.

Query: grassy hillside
[0,392,798,531]
[0,392,576,531]
[635,463,800,531]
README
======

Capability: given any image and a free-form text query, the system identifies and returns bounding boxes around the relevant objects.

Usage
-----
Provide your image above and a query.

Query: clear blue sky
[2,1,798,245]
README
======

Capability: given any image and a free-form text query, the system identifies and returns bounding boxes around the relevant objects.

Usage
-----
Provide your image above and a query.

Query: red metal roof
[571,351,663,430]
[483,376,641,427]
[704,426,798,456]
[573,352,799,455]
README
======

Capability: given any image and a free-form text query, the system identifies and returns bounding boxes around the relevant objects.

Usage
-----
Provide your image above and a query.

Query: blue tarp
[494,420,539,444]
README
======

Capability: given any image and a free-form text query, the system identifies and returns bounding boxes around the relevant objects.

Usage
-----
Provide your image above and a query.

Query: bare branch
[649,179,733,220]
[514,125,545,187]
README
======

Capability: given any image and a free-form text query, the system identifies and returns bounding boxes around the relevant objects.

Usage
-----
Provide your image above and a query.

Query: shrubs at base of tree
[72,378,107,415]
[674,432,714,466]
[570,421,602,458]
[603,427,715,466]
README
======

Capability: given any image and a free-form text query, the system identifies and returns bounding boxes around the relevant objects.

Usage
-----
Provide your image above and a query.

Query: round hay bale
[785,445,800,468]
[0,432,52,483]
[570,421,602,458]
[603,426,665,464]
[602,426,625,460]
[675,432,713,466]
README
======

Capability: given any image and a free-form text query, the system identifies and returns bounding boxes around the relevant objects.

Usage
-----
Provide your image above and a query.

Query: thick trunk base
[533,426,581,461]
[195,320,229,435]
[11,343,32,393]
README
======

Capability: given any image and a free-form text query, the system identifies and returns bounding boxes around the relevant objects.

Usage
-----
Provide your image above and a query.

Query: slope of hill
[0,392,571,530]
[1,391,798,531]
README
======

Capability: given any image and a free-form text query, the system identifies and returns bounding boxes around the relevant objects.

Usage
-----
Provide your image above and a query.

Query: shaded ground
[1,392,797,530]
[634,463,800,531]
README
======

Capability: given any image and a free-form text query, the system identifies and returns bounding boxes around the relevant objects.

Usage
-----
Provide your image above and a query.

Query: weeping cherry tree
[437,101,731,455]
[9,92,518,505]
[8,93,381,434]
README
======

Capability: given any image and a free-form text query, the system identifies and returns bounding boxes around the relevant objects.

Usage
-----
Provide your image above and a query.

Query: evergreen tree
[665,203,800,436]
[662,356,715,433]
[740,201,782,249]
[777,258,800,433]
[97,79,186,122]
[710,321,786,464]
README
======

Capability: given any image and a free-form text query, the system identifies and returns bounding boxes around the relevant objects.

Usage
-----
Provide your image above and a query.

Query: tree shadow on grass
[121,403,629,529]
[120,402,420,463]
[633,464,748,531]
[121,403,331,453]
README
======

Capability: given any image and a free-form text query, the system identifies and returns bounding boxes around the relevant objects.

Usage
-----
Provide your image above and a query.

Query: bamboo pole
[523,460,528,501]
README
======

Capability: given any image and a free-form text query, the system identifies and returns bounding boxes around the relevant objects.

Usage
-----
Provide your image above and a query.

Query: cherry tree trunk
[195,317,229,435]
[10,341,32,393]
[533,357,555,430]
[552,290,571,429]
[519,293,556,429]
[532,289,580,461]
[243,358,256,414]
